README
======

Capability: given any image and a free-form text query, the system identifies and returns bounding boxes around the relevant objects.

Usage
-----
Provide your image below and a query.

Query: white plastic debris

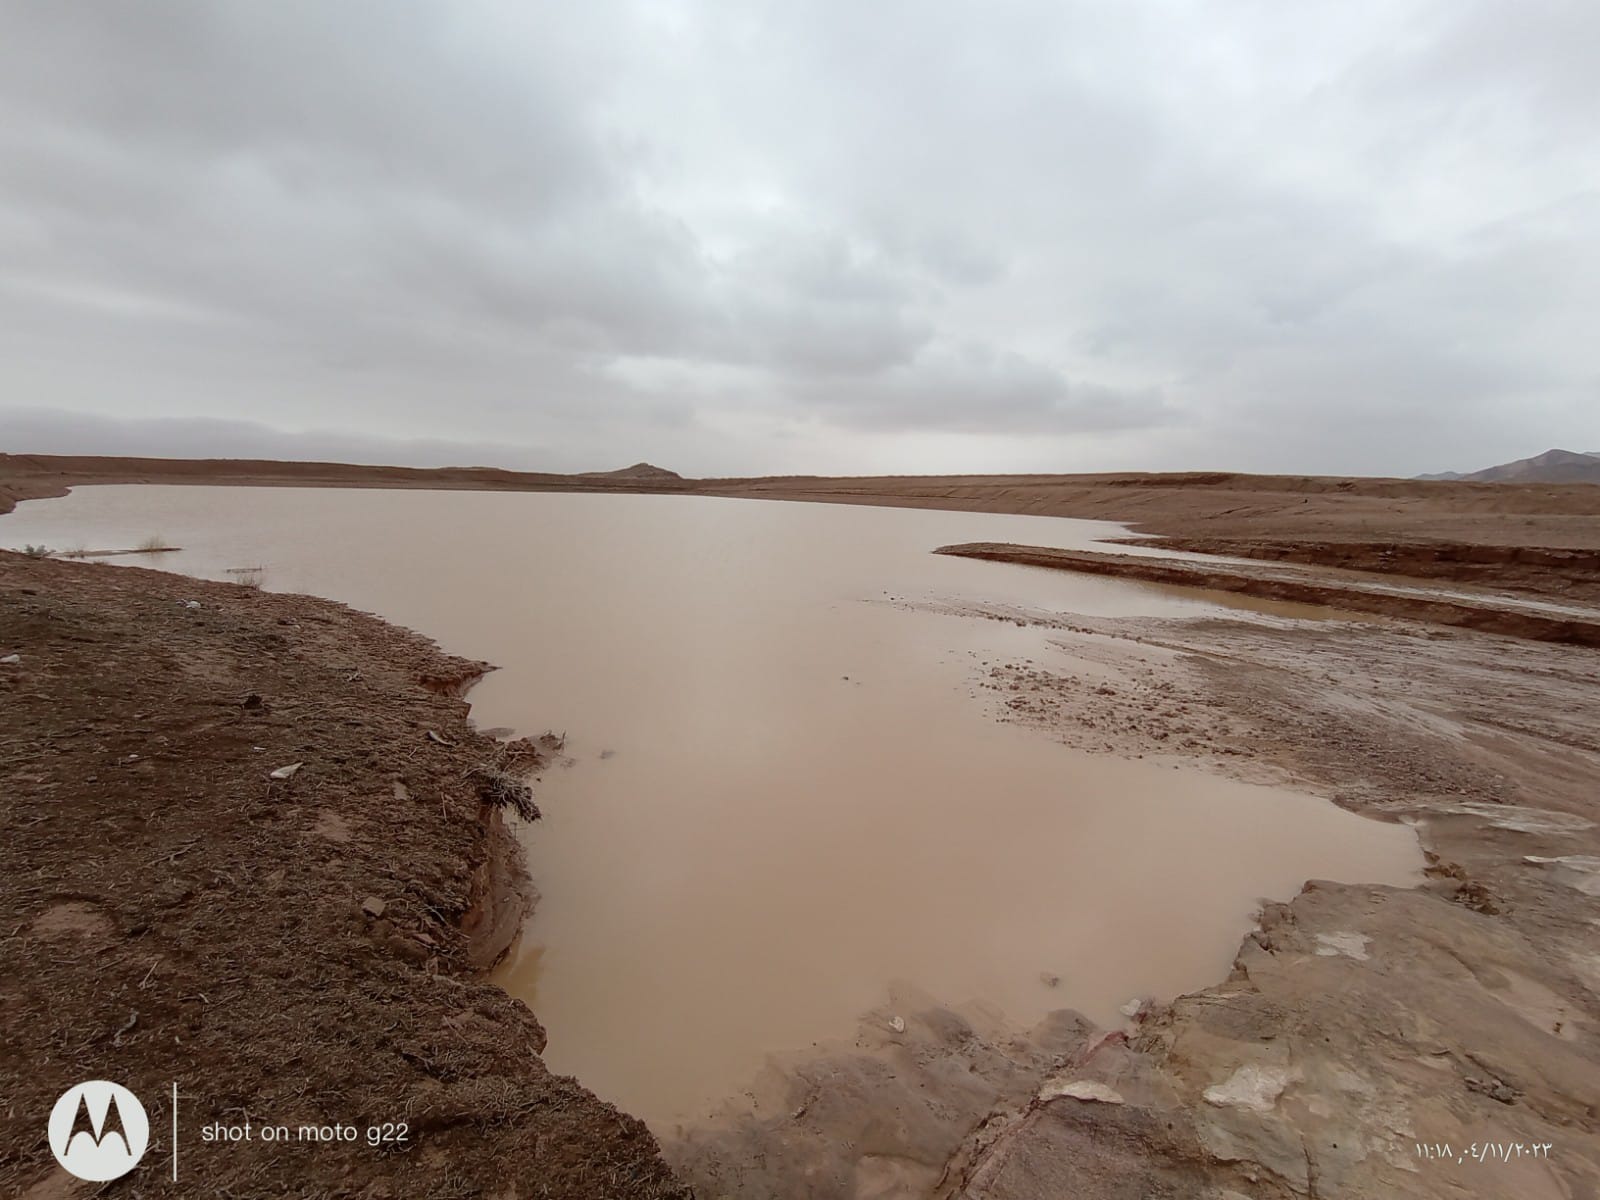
[179,600,201,610]
[268,762,304,781]
[0,654,19,665]
[887,1015,906,1033]
[1119,997,1146,1019]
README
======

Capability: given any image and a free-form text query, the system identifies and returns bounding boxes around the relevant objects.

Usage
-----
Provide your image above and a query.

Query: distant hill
[580,462,683,480]
[1418,449,1600,485]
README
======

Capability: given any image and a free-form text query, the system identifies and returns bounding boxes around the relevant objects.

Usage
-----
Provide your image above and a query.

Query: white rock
[1041,1079,1125,1105]
[1314,932,1372,960]
[0,653,19,664]
[1442,802,1593,834]
[269,762,304,780]
[1203,1064,1297,1113]
[1119,997,1146,1018]
[1525,855,1600,896]
[887,1015,906,1033]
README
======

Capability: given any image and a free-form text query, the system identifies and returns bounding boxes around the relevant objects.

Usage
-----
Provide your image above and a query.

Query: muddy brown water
[4,486,1419,1129]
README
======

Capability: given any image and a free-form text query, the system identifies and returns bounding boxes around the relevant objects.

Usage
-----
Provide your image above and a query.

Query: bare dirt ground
[0,552,688,1199]
[670,581,1600,1198]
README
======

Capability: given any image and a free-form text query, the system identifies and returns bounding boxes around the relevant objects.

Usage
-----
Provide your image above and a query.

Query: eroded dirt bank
[935,542,1600,647]
[672,582,1600,1197]
[1107,535,1600,607]
[0,551,688,1198]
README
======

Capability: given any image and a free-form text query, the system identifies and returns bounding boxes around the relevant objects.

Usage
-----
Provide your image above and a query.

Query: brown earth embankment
[1108,535,1600,605]
[0,551,688,1198]
[936,541,1600,647]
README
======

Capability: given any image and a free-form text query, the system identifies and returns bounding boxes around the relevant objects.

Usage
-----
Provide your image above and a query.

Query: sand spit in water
[935,542,1600,646]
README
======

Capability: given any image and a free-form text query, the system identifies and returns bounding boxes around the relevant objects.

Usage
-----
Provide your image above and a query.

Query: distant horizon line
[4,447,1597,485]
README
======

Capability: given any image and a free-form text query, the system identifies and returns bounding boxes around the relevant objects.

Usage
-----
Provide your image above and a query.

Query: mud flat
[935,542,1600,647]
[0,551,687,1198]
[1106,535,1600,607]
[672,557,1600,1198]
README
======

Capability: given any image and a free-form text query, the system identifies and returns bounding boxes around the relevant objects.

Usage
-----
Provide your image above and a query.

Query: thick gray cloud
[0,0,1595,475]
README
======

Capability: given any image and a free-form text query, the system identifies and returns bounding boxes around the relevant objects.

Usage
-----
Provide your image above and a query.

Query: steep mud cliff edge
[0,551,688,1198]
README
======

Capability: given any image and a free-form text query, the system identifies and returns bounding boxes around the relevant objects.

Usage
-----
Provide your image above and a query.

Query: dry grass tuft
[226,566,267,589]
[465,765,541,822]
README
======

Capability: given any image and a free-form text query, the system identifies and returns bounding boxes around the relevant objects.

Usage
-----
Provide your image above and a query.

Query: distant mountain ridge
[1418,448,1600,484]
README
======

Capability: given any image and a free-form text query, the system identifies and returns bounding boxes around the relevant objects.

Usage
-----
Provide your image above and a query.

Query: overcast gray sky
[1,1,1595,476]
